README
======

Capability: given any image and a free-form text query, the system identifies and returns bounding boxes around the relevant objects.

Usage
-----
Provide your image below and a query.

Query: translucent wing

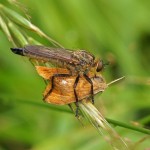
[11,45,95,72]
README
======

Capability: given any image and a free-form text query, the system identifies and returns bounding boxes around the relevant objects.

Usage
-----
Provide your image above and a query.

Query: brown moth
[36,66,107,105]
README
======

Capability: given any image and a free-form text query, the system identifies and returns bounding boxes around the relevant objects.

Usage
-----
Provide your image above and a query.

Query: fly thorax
[71,50,95,72]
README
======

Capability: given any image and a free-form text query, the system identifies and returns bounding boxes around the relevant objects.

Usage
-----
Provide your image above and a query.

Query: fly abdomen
[11,46,53,61]
[10,48,24,56]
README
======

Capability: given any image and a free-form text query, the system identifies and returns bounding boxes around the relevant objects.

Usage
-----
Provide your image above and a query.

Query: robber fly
[11,45,106,110]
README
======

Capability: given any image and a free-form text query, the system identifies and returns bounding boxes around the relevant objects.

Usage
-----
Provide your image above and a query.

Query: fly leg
[83,74,94,104]
[73,75,80,117]
[43,73,71,101]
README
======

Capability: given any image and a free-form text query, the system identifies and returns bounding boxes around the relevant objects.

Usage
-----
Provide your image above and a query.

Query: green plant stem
[138,116,150,125]
[10,98,150,135]
[106,118,150,135]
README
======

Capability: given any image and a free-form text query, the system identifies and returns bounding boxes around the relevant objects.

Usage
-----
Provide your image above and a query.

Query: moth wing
[43,75,108,105]
[35,66,69,79]
[43,82,75,105]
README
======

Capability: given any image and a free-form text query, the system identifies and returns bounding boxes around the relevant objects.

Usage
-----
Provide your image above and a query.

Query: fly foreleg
[73,75,80,117]
[43,73,71,101]
[83,74,94,104]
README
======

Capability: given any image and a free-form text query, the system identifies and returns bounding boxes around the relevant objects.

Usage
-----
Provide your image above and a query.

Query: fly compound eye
[96,60,109,72]
[96,60,103,72]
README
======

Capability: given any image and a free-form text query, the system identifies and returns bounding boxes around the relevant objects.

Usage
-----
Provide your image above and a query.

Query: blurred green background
[0,0,150,149]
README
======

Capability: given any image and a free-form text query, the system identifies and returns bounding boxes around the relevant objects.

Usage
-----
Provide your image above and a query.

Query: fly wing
[23,45,79,64]
[11,45,95,70]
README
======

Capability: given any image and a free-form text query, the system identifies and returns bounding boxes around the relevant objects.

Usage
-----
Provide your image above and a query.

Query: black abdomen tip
[10,48,24,56]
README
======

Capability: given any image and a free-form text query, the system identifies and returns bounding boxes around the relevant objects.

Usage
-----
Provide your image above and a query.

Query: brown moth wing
[35,66,107,105]
[36,66,70,79]
[44,75,107,105]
